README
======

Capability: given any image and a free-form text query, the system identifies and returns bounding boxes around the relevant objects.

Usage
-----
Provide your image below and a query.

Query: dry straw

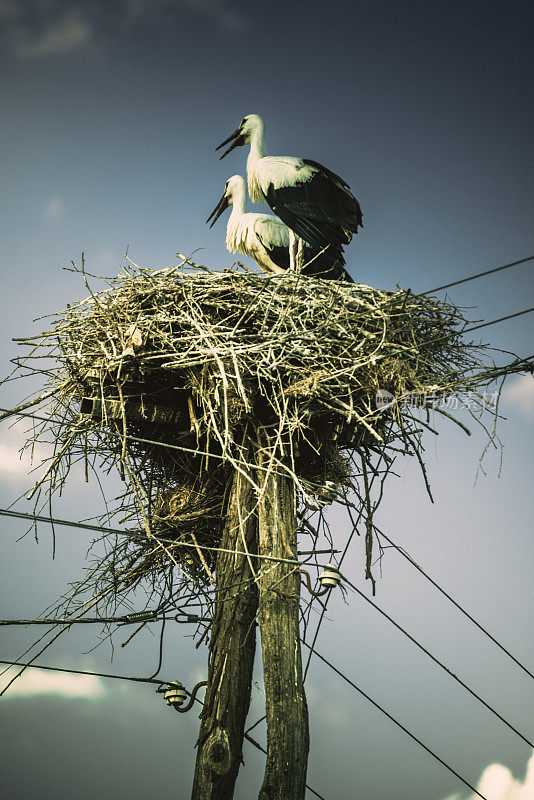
[3,256,523,625]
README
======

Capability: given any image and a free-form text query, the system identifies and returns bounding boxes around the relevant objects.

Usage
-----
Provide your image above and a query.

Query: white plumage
[207,175,352,281]
[207,175,289,273]
[216,114,363,253]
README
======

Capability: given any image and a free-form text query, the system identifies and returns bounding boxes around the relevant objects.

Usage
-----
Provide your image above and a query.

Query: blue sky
[0,1,533,798]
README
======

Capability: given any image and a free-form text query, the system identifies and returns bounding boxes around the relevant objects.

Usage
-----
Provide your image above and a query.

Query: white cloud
[0,443,30,477]
[12,7,92,59]
[0,425,101,492]
[1,667,106,700]
[502,374,534,417]
[3,0,245,59]
[123,0,246,33]
[0,428,37,487]
[182,0,246,32]
[443,750,534,800]
[44,194,65,221]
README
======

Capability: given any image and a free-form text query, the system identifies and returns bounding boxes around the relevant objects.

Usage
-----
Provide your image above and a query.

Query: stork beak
[215,127,246,160]
[206,193,230,227]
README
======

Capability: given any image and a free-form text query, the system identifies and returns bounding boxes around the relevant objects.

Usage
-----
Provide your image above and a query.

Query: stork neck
[229,183,247,222]
[247,122,265,167]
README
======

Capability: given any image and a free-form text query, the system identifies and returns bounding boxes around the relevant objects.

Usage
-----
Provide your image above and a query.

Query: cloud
[444,750,534,800]
[0,443,30,477]
[502,374,534,417]
[2,0,246,59]
[180,0,246,33]
[1,667,106,700]
[0,423,107,493]
[13,7,92,58]
[0,429,37,488]
[44,194,65,221]
[122,0,246,32]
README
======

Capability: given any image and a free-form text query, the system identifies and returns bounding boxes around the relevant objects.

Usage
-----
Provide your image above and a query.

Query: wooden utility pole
[191,466,259,800]
[256,439,309,800]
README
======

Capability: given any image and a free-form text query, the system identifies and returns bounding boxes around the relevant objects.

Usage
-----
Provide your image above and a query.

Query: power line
[339,571,533,748]
[374,527,534,682]
[2,292,533,470]
[0,610,162,626]
[0,508,330,568]
[0,407,230,464]
[301,642,489,800]
[301,450,389,684]
[0,658,164,686]
[3,351,533,760]
[0,658,328,800]
[0,406,272,477]
[242,733,327,800]
[5,416,534,689]
[463,307,534,333]
[421,255,534,296]
[3,268,528,799]
[3,405,533,680]
[0,650,490,799]
[1,507,138,537]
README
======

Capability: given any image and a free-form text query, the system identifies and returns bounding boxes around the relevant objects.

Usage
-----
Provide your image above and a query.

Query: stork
[215,114,363,269]
[207,175,352,281]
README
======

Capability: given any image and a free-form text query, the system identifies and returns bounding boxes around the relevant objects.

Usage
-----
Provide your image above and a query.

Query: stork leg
[288,230,298,272]
[296,236,304,273]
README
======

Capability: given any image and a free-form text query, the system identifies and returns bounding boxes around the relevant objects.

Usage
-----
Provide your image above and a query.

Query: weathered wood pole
[256,436,310,800]
[191,466,258,800]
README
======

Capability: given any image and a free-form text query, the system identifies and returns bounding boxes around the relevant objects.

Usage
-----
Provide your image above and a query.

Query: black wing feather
[266,163,363,250]
[264,243,290,271]
[302,243,353,283]
[266,185,350,248]
[298,162,363,229]
[301,158,351,189]
[255,215,353,281]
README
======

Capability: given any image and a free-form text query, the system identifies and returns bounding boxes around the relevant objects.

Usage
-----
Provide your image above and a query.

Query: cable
[0,658,164,685]
[0,508,317,568]
[242,732,328,800]
[0,507,129,537]
[4,351,534,740]
[421,255,534,296]
[0,657,328,797]
[0,611,161,626]
[463,307,534,332]
[5,407,534,702]
[0,407,228,463]
[148,613,166,680]
[374,527,534,682]
[6,411,533,680]
[393,306,534,356]
[301,448,389,684]
[301,642,489,800]
[339,571,533,748]
[0,406,273,480]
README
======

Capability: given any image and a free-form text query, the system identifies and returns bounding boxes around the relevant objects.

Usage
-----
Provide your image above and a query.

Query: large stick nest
[6,259,521,613]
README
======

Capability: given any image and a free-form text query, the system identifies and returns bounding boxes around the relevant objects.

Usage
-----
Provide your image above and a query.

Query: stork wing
[301,159,351,189]
[302,243,354,283]
[253,214,353,282]
[265,159,363,249]
[254,216,291,272]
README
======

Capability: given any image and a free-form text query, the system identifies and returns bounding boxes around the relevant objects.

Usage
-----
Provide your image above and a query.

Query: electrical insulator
[164,681,187,709]
[318,563,341,589]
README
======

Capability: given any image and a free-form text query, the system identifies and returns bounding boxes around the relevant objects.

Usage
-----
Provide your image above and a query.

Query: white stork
[215,114,363,268]
[206,175,352,281]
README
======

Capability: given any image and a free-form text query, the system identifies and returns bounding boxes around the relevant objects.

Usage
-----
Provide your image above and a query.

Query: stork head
[216,114,264,159]
[206,175,246,227]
